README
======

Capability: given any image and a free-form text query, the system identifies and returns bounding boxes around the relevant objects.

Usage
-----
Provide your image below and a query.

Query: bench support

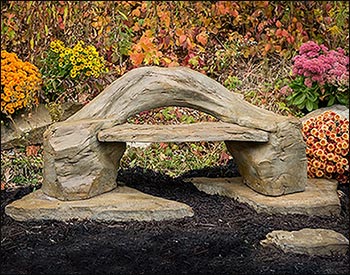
[38,66,307,201]
[41,120,126,200]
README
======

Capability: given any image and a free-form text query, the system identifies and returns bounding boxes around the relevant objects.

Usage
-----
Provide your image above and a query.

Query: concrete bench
[36,66,306,201]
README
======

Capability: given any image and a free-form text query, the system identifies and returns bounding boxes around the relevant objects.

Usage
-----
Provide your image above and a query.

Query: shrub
[40,39,108,102]
[302,111,349,184]
[1,50,42,117]
[286,41,349,113]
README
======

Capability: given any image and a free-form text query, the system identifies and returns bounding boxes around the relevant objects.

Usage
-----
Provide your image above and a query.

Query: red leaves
[26,145,41,157]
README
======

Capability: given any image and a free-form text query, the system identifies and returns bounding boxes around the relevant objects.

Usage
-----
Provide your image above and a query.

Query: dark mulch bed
[1,161,349,275]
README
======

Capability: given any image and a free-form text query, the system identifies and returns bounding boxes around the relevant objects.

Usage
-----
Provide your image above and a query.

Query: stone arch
[41,66,307,201]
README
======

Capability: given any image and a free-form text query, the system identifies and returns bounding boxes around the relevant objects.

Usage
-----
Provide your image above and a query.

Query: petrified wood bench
[97,122,269,143]
[37,66,307,202]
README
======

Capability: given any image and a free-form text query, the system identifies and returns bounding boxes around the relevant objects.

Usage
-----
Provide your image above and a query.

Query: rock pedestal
[225,119,307,196]
[189,177,340,216]
[41,119,126,200]
[5,186,194,222]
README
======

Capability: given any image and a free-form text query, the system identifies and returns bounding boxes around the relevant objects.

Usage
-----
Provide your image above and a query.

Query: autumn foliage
[1,1,349,81]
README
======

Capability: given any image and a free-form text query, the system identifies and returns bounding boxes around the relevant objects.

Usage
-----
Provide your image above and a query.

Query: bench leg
[225,120,307,196]
[41,121,126,201]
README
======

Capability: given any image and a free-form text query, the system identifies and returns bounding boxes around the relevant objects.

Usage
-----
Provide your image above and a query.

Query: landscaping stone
[41,119,126,200]
[5,185,194,222]
[42,66,307,201]
[260,228,349,256]
[1,102,83,149]
[188,177,340,216]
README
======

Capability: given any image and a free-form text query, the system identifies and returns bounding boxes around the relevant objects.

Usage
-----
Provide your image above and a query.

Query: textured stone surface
[225,119,307,196]
[189,177,340,216]
[1,104,52,149]
[42,66,306,200]
[5,186,194,222]
[41,119,126,200]
[260,228,349,256]
[97,122,269,143]
[1,103,83,149]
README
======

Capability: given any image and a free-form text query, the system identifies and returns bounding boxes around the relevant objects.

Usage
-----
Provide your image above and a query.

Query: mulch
[1,160,349,275]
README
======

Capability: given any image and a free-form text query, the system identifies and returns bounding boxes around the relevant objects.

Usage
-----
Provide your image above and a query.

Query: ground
[1,161,349,275]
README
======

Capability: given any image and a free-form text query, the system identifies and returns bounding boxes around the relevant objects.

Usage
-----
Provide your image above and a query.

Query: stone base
[5,186,194,222]
[188,177,340,217]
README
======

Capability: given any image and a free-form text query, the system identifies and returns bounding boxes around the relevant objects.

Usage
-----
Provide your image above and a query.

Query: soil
[1,160,349,275]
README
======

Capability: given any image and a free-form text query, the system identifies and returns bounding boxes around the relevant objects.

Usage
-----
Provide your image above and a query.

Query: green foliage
[287,77,349,113]
[1,146,43,189]
[287,76,320,112]
[120,141,230,178]
[224,76,242,91]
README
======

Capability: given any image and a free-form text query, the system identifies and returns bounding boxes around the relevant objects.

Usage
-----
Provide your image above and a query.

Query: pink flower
[292,41,349,89]
[280,85,293,95]
[299,41,320,55]
[304,78,313,88]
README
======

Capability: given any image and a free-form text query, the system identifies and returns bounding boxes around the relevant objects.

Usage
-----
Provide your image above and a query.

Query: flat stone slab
[5,186,194,222]
[188,177,340,216]
[260,228,349,256]
[97,122,269,143]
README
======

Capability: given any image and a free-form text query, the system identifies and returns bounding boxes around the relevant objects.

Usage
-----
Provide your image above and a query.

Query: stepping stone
[5,186,193,222]
[260,228,349,256]
[188,177,340,217]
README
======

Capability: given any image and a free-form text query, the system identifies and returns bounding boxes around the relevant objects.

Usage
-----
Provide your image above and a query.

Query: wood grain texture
[97,122,269,143]
[69,66,292,132]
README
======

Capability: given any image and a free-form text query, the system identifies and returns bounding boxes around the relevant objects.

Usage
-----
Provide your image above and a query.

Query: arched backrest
[68,66,290,132]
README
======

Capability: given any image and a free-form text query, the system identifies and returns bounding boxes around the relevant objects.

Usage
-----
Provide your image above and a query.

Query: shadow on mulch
[1,160,349,275]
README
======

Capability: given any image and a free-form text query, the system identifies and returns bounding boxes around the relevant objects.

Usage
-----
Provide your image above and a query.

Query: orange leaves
[129,30,163,66]
[196,32,208,46]
[179,34,187,45]
[131,7,141,18]
[264,43,271,53]
[139,30,155,52]
[2,0,348,77]
[129,52,144,66]
[275,28,289,38]
[26,145,41,157]
[157,9,171,29]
